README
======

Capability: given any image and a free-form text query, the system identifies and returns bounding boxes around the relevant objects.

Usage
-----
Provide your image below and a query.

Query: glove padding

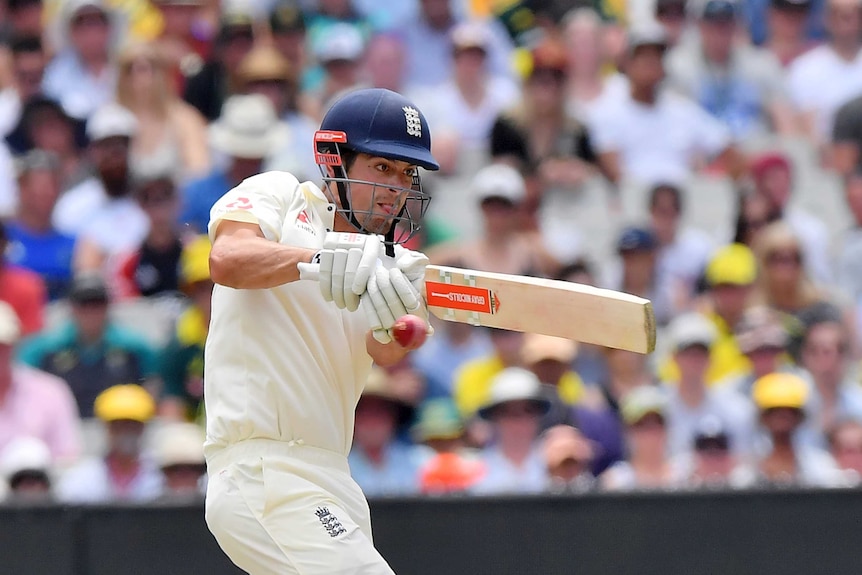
[299,232,381,311]
[363,246,433,344]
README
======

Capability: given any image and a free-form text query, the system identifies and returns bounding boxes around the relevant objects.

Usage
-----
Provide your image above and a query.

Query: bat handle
[297,262,320,282]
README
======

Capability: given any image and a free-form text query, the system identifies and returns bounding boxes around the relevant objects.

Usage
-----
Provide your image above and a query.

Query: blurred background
[2,0,862,572]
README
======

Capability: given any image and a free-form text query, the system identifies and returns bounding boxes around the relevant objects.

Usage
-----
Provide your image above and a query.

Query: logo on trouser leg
[315,507,347,538]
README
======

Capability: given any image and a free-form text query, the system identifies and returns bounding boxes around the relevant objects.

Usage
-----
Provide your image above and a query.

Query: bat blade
[424,265,656,354]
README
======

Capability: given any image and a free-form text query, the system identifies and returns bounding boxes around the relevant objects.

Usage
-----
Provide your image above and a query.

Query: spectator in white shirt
[68,103,150,292]
[648,183,715,318]
[660,312,757,458]
[472,367,552,495]
[787,0,862,144]
[665,0,795,141]
[42,0,118,121]
[413,21,520,173]
[836,172,862,310]
[587,21,744,188]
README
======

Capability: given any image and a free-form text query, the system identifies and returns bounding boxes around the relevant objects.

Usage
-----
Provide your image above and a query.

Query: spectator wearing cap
[587,21,744,188]
[648,183,715,319]
[115,40,211,184]
[17,273,158,417]
[401,0,515,92]
[57,383,162,502]
[42,0,117,121]
[0,300,81,462]
[434,163,558,277]
[71,104,152,289]
[665,0,794,141]
[542,424,596,493]
[751,372,842,487]
[453,327,525,421]
[4,149,75,300]
[153,421,207,501]
[762,0,820,67]
[179,94,288,234]
[605,226,667,323]
[158,235,212,422]
[681,414,756,488]
[234,44,318,181]
[51,101,138,239]
[412,397,486,494]
[521,333,585,429]
[182,9,255,122]
[600,385,687,490]
[525,332,623,474]
[348,367,421,496]
[0,436,54,503]
[787,0,862,144]
[660,312,757,458]
[115,174,183,299]
[413,20,520,172]
[748,151,831,285]
[797,303,862,441]
[309,22,368,117]
[472,367,551,494]
[660,243,757,385]
[0,219,47,337]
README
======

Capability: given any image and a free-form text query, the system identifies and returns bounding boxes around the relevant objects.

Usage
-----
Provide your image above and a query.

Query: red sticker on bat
[425,282,500,314]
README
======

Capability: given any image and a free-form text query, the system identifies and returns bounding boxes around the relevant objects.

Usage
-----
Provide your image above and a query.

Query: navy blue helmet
[315,89,438,248]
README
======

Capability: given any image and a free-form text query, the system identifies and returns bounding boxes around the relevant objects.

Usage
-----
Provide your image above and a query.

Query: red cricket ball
[392,315,428,350]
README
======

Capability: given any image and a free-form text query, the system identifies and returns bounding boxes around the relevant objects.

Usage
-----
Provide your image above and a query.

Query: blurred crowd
[3,0,862,503]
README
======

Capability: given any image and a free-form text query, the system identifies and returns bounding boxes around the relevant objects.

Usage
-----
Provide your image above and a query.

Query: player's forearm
[210,233,317,289]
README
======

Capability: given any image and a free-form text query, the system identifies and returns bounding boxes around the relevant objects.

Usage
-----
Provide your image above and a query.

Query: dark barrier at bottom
[3,489,862,575]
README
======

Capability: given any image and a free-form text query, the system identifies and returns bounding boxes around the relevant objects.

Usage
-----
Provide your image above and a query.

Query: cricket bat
[424,266,656,354]
[300,263,656,354]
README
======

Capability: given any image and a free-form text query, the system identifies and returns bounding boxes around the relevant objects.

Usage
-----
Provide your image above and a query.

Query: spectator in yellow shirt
[453,327,524,418]
[660,243,757,385]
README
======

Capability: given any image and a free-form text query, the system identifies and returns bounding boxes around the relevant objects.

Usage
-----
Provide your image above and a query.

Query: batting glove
[298,232,382,311]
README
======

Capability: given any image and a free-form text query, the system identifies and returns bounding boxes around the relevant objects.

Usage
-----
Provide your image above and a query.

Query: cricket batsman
[203,88,439,574]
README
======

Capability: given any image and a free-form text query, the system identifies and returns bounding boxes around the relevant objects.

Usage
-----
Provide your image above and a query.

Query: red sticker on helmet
[314,130,348,143]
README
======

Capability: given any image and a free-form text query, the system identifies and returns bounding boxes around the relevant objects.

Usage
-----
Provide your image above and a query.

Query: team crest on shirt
[403,106,422,138]
[295,209,316,236]
[315,506,347,538]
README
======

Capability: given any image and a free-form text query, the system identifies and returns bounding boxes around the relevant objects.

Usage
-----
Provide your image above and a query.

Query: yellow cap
[705,243,757,286]
[94,384,156,423]
[181,236,212,287]
[752,373,808,411]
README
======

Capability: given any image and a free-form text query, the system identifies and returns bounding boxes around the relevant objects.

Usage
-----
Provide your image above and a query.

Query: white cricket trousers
[205,438,397,575]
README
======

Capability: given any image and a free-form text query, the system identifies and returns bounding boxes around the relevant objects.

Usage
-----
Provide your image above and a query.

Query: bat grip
[297,262,320,282]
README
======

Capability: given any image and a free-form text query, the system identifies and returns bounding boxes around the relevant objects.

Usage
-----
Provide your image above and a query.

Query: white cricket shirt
[203,171,373,458]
